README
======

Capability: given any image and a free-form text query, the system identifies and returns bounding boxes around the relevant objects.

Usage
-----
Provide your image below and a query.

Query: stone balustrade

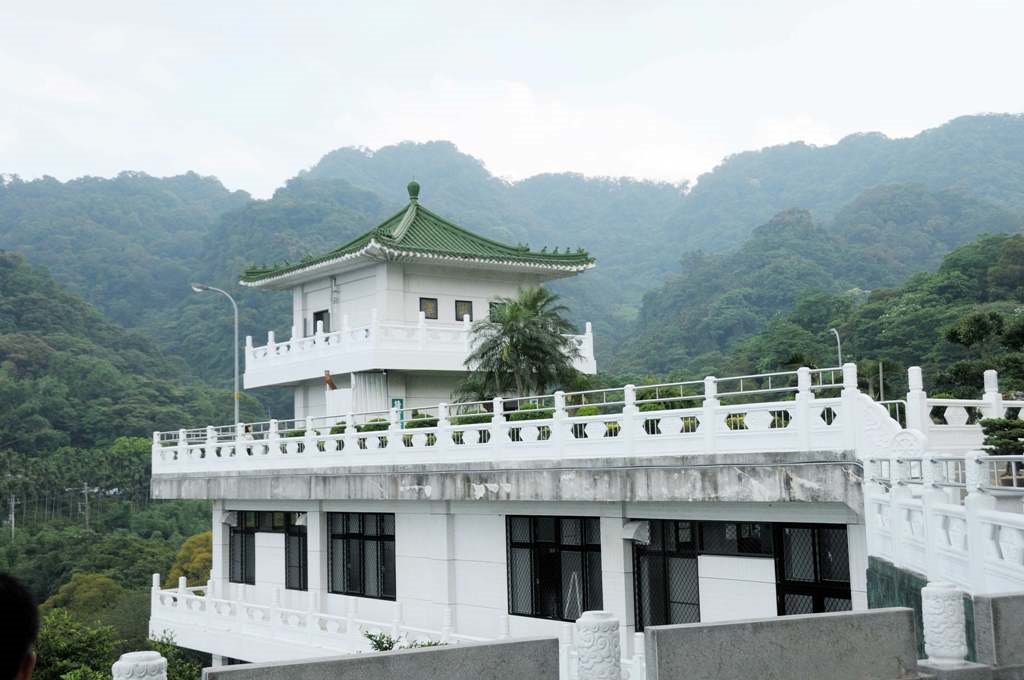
[242,312,596,388]
[154,364,869,475]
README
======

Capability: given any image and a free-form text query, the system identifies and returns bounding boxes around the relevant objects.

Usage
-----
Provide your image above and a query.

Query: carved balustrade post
[552,390,566,447]
[922,581,968,667]
[267,418,280,457]
[702,376,719,453]
[437,402,452,454]
[981,369,1003,419]
[575,611,621,680]
[492,397,505,446]
[112,651,167,680]
[387,406,402,452]
[796,366,812,451]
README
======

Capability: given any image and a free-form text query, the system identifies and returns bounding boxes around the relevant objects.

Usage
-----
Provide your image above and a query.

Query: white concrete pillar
[846,523,868,610]
[306,509,327,613]
[922,581,968,666]
[599,516,633,656]
[981,369,1003,419]
[112,651,167,680]
[210,501,229,598]
[575,611,621,679]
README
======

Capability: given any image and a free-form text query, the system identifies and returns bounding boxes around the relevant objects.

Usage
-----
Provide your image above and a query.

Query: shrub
[329,424,346,435]
[574,405,601,417]
[283,429,305,438]
[980,418,1024,455]
[356,418,390,433]
[452,411,492,425]
[506,402,554,422]
[405,411,439,429]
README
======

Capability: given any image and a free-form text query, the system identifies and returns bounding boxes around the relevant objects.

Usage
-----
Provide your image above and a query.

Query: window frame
[698,521,774,557]
[632,519,700,630]
[505,515,603,623]
[327,512,396,601]
[312,309,331,334]
[284,514,308,591]
[419,297,439,320]
[773,523,852,615]
[229,511,257,585]
[455,300,473,322]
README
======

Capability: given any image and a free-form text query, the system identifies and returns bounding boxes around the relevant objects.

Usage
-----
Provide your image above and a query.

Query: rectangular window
[229,511,257,585]
[774,524,852,615]
[633,519,700,630]
[506,516,602,622]
[312,309,331,334]
[489,301,506,319]
[419,298,438,320]
[328,513,396,600]
[700,521,773,556]
[455,300,473,322]
[285,513,308,591]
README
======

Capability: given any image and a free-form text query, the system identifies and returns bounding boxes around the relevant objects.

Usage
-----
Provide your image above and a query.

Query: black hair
[0,574,38,680]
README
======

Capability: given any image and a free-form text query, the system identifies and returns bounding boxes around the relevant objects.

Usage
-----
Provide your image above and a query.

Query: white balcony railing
[149,575,646,679]
[154,365,867,475]
[242,312,597,388]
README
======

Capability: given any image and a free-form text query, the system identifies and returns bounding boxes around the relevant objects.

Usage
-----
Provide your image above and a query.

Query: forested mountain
[0,172,249,327]
[665,114,1024,254]
[615,184,1024,374]
[0,251,263,459]
[720,234,1024,397]
[2,114,1024,405]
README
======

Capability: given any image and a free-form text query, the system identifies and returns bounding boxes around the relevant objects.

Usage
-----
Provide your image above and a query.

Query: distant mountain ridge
[2,113,1023,405]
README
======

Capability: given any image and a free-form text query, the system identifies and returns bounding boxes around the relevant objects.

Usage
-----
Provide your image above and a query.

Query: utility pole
[66,483,99,530]
[878,362,885,401]
[7,493,18,541]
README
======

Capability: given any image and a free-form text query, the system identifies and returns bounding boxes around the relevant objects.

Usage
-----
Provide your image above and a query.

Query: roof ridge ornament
[407,180,420,202]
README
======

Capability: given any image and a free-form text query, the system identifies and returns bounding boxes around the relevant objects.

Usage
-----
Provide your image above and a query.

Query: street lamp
[829,328,843,367]
[192,283,240,427]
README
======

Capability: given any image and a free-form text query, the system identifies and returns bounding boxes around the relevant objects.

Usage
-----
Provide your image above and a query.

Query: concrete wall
[697,555,776,622]
[400,262,543,324]
[644,608,920,680]
[201,637,559,680]
[867,556,977,662]
[973,592,1024,677]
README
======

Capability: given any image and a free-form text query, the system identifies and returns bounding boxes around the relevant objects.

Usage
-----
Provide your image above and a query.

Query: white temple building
[148,183,1024,677]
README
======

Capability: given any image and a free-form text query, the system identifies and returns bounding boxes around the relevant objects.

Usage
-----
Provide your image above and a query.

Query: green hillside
[615,185,1023,374]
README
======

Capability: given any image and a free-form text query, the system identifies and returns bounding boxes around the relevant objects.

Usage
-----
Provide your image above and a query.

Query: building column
[210,501,229,598]
[599,514,634,657]
[847,523,868,609]
[306,507,327,613]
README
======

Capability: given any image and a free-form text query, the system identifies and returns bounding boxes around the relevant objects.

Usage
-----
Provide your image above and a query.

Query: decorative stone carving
[922,581,967,666]
[112,651,167,679]
[575,611,621,679]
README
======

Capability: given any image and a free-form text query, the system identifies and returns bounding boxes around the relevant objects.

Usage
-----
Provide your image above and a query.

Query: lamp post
[192,283,240,427]
[829,328,843,367]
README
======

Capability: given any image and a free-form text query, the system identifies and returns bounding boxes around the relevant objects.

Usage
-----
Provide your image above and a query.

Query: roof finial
[407,180,420,202]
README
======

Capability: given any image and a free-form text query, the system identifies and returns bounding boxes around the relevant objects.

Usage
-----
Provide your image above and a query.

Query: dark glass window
[774,524,852,615]
[229,511,257,585]
[419,298,438,320]
[506,516,602,622]
[455,300,473,322]
[328,513,396,600]
[313,309,331,334]
[285,513,308,591]
[634,520,700,630]
[700,521,772,556]
[229,511,306,589]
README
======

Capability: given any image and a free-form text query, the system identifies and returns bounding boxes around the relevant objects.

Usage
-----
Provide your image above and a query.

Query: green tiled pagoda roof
[240,181,594,286]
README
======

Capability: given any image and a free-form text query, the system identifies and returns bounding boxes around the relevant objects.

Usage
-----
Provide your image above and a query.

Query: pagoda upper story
[240,182,597,389]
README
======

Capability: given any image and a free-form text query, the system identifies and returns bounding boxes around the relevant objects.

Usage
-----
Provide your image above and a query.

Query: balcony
[243,313,597,389]
[155,366,879,478]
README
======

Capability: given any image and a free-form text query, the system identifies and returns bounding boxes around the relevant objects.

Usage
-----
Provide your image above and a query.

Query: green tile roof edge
[240,182,594,286]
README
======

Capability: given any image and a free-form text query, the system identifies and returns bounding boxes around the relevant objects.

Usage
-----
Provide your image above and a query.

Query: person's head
[0,574,38,680]
[244,425,252,433]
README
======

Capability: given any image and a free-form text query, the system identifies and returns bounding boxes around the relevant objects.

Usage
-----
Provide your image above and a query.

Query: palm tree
[462,287,581,398]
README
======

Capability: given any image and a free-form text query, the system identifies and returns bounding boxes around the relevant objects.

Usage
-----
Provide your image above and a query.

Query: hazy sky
[2,0,1023,197]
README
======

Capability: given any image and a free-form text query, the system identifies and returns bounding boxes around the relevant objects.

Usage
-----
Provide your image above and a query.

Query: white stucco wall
[697,555,777,622]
